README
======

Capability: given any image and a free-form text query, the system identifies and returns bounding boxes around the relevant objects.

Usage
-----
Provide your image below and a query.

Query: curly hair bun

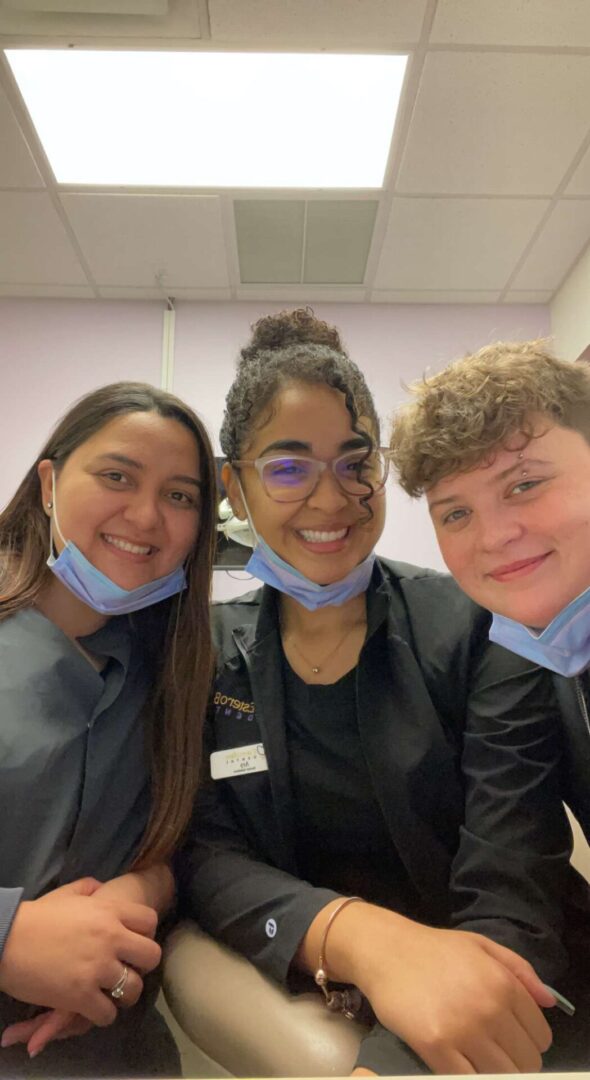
[239,307,344,363]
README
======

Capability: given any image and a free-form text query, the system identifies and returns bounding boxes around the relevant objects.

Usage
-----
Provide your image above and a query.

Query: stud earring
[46,501,53,510]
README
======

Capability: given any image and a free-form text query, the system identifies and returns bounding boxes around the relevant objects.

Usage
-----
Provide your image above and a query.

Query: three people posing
[4,321,590,1076]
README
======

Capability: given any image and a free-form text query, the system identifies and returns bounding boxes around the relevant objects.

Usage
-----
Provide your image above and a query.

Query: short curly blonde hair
[390,340,590,497]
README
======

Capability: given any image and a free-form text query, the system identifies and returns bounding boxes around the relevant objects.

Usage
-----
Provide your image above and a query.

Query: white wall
[551,239,590,360]
[1,298,550,597]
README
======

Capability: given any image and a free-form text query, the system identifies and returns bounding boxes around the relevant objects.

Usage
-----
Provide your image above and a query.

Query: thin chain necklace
[282,620,364,675]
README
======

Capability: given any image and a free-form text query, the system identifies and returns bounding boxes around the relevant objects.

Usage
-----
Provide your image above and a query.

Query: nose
[305,465,350,513]
[476,508,525,552]
[122,489,162,532]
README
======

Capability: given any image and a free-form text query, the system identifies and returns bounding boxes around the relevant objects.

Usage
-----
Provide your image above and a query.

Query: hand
[350,1070,377,1077]
[357,915,554,1074]
[1,1010,91,1058]
[0,879,160,1026]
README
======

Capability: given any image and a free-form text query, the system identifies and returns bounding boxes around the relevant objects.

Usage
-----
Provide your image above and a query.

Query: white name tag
[210,743,268,780]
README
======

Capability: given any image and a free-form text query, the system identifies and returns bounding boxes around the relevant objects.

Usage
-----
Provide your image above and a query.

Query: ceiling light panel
[5,49,407,188]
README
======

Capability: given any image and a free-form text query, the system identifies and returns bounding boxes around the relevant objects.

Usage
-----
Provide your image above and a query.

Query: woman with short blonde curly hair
[390,335,590,862]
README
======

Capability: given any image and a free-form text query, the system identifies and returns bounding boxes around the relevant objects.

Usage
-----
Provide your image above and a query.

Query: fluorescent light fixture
[5,49,407,187]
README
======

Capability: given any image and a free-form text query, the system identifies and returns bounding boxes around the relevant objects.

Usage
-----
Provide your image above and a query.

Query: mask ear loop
[48,467,68,558]
[234,473,260,548]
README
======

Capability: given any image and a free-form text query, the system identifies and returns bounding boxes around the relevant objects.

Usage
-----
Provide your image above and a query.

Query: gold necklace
[282,621,363,675]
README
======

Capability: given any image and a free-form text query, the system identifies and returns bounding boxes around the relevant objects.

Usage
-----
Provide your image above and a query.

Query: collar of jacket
[233,558,398,656]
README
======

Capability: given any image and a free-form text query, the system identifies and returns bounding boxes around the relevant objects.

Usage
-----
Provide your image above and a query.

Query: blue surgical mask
[46,472,187,616]
[489,586,590,677]
[237,478,375,611]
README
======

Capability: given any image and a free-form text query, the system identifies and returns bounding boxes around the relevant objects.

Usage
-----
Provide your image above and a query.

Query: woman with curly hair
[390,339,590,847]
[178,314,590,1075]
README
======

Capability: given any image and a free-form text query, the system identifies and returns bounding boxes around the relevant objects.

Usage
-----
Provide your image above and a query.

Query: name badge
[210,743,268,780]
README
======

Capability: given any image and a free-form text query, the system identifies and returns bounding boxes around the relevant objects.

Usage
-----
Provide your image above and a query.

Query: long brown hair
[0,382,217,866]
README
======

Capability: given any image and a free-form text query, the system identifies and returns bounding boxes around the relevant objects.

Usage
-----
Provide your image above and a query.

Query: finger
[1,1013,49,1048]
[511,980,553,1054]
[495,1014,544,1073]
[27,1011,77,1057]
[78,992,117,1028]
[29,1015,91,1057]
[105,966,143,1010]
[423,1045,477,1075]
[116,930,161,974]
[480,938,554,1008]
[54,878,103,898]
[466,1039,526,1075]
[112,902,159,939]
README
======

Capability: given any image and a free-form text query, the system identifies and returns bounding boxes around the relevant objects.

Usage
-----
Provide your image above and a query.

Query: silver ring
[110,965,129,1001]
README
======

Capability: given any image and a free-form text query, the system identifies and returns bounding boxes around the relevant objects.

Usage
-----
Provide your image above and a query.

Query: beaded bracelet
[314,896,364,1020]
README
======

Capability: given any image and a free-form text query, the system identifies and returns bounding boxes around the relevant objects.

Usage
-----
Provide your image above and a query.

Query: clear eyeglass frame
[231,447,391,504]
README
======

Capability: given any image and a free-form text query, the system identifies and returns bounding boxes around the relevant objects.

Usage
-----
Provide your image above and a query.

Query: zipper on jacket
[575,676,590,739]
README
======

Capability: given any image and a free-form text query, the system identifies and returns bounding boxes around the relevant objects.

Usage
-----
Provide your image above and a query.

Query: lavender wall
[1,298,162,505]
[1,298,550,595]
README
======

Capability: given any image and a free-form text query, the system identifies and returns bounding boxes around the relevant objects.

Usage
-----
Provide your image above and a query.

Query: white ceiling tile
[0,83,44,189]
[0,283,94,297]
[0,192,87,284]
[371,290,502,303]
[61,194,229,287]
[209,0,427,45]
[397,53,590,195]
[432,0,590,47]
[503,291,554,304]
[511,201,590,290]
[374,198,549,290]
[97,285,232,300]
[0,0,200,38]
[567,145,590,196]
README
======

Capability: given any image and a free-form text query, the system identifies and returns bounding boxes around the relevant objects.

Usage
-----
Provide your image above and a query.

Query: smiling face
[225,381,385,585]
[38,410,202,591]
[427,417,590,627]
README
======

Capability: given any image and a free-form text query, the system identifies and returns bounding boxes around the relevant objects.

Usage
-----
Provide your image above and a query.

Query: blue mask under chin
[489,586,590,677]
[46,470,187,616]
[245,534,375,611]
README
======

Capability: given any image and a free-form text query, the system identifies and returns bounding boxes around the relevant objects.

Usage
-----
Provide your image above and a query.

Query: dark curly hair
[220,308,380,462]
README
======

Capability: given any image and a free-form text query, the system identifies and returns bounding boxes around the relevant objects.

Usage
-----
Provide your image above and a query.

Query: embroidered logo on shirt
[213,690,255,722]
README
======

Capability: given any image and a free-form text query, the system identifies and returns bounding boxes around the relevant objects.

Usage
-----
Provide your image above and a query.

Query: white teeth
[104,534,151,555]
[299,528,348,543]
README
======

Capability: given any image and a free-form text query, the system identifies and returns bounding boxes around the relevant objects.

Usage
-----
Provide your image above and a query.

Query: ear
[222,463,246,520]
[37,459,54,516]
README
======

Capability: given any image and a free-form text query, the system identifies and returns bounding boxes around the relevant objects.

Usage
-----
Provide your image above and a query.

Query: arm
[451,641,574,980]
[95,864,175,916]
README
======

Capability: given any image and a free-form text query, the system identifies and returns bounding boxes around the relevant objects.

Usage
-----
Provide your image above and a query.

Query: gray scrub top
[0,606,152,954]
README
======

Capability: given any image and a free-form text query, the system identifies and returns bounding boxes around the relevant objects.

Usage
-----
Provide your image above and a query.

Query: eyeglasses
[231,448,390,503]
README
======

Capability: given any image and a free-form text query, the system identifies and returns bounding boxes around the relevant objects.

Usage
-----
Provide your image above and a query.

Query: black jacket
[179,560,588,1071]
[553,673,590,835]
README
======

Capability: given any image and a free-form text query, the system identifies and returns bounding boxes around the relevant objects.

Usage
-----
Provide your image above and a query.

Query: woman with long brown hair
[0,381,216,1076]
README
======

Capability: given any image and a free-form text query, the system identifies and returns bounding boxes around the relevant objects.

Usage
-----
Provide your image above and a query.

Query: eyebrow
[428,457,552,513]
[258,436,370,456]
[94,452,202,488]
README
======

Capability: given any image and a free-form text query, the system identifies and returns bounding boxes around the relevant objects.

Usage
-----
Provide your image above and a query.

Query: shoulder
[212,586,263,654]
[377,556,486,630]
